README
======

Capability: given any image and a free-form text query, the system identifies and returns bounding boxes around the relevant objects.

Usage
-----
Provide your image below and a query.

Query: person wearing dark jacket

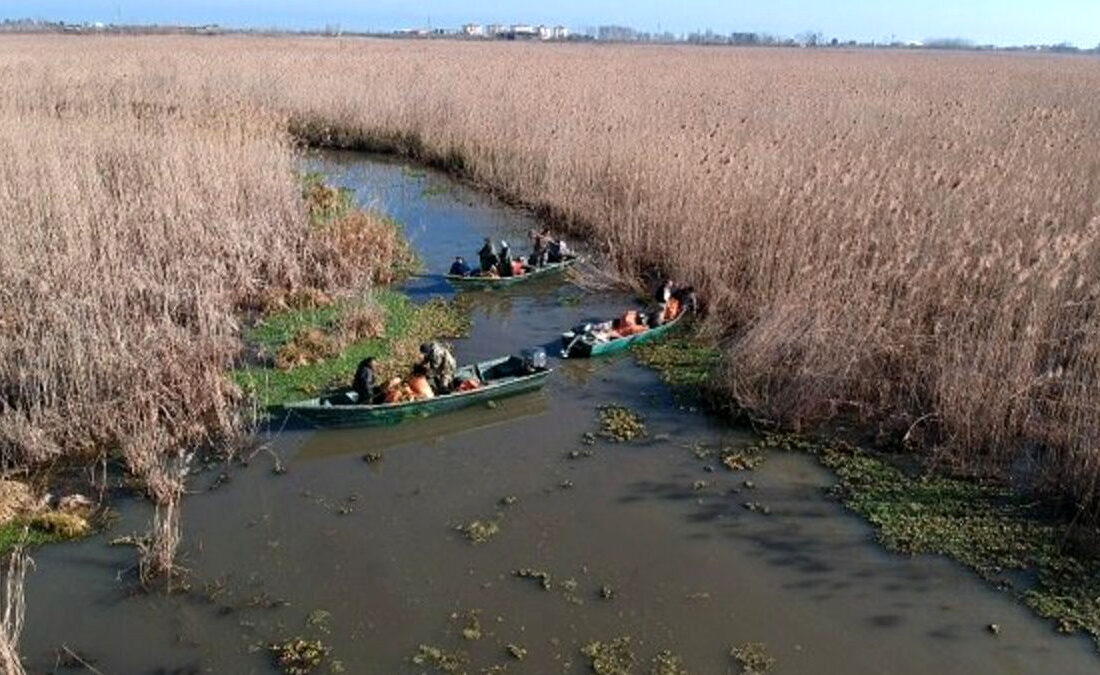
[651,279,674,326]
[498,240,514,277]
[449,256,471,277]
[352,357,379,404]
[477,238,499,275]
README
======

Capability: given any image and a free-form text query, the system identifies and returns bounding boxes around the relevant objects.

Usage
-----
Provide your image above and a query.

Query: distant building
[538,25,553,40]
[487,24,507,37]
[462,23,484,37]
[553,26,570,40]
[511,24,537,38]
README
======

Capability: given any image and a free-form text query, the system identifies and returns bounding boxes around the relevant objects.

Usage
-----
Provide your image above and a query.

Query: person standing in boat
[352,357,379,404]
[420,342,457,393]
[449,256,471,277]
[529,229,549,267]
[477,238,499,276]
[498,240,514,278]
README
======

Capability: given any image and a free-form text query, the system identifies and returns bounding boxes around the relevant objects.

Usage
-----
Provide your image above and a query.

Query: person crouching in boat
[420,341,457,393]
[548,237,570,263]
[477,238,499,276]
[671,285,697,318]
[408,363,436,400]
[612,310,649,338]
[450,256,472,277]
[352,357,381,404]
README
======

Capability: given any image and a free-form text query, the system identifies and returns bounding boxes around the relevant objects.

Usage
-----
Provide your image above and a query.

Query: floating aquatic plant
[270,638,330,675]
[650,649,689,675]
[411,644,468,673]
[514,567,552,590]
[456,518,501,544]
[730,642,774,674]
[580,636,636,675]
[598,406,646,442]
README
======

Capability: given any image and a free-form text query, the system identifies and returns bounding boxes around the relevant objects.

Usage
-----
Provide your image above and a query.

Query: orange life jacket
[409,375,435,400]
[664,297,682,322]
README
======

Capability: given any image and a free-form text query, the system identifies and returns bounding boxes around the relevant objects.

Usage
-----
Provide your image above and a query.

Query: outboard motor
[521,347,548,372]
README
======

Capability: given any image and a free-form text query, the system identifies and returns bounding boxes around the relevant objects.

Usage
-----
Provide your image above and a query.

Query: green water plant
[580,636,636,675]
[650,650,689,675]
[730,642,774,674]
[456,518,501,545]
[411,644,468,673]
[269,638,330,675]
[598,406,646,442]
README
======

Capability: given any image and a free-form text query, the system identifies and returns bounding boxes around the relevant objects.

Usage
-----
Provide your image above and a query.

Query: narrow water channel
[20,151,1098,673]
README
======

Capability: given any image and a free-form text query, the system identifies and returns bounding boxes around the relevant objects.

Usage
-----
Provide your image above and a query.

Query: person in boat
[498,240,515,278]
[670,285,697,318]
[454,374,482,392]
[449,256,472,277]
[528,229,549,267]
[650,279,674,327]
[382,377,413,404]
[612,309,649,338]
[548,237,571,263]
[419,341,457,393]
[352,357,380,404]
[477,238,499,276]
[408,363,436,401]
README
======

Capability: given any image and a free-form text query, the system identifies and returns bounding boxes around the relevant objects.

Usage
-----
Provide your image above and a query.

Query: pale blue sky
[5,1,1099,47]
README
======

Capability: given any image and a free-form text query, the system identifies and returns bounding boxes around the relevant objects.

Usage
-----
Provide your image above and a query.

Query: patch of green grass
[235,291,469,407]
[819,441,1100,643]
[633,326,722,391]
[0,520,67,557]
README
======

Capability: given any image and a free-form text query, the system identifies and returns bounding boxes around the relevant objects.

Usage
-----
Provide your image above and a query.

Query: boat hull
[560,314,683,358]
[445,257,578,289]
[283,357,552,428]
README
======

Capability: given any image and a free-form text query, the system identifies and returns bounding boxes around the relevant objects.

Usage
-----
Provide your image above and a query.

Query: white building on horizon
[462,23,484,37]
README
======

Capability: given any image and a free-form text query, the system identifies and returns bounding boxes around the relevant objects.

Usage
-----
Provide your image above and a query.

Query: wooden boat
[445,256,579,289]
[560,313,684,358]
[283,355,552,428]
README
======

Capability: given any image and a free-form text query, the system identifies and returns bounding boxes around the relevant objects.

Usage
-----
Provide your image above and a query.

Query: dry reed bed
[0,39,403,499]
[3,36,1100,518]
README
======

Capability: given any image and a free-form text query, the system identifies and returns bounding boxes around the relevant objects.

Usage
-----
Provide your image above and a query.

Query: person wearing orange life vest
[407,363,435,401]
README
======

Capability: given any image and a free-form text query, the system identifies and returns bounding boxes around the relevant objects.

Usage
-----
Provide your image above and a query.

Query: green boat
[283,355,552,428]
[560,313,684,358]
[445,256,579,289]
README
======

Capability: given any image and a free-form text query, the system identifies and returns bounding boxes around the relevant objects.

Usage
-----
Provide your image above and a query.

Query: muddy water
[20,151,1098,673]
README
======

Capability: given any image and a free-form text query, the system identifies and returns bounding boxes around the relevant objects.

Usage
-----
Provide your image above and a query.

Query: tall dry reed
[3,36,1100,518]
[0,545,31,675]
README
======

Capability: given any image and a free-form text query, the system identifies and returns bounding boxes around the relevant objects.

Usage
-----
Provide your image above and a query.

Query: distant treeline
[2,18,1098,53]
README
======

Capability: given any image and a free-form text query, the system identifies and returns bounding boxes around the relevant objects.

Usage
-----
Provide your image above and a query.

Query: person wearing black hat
[449,256,471,277]
[477,238,499,276]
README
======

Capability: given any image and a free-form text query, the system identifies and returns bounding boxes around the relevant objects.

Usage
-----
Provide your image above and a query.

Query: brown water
[20,151,1098,673]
